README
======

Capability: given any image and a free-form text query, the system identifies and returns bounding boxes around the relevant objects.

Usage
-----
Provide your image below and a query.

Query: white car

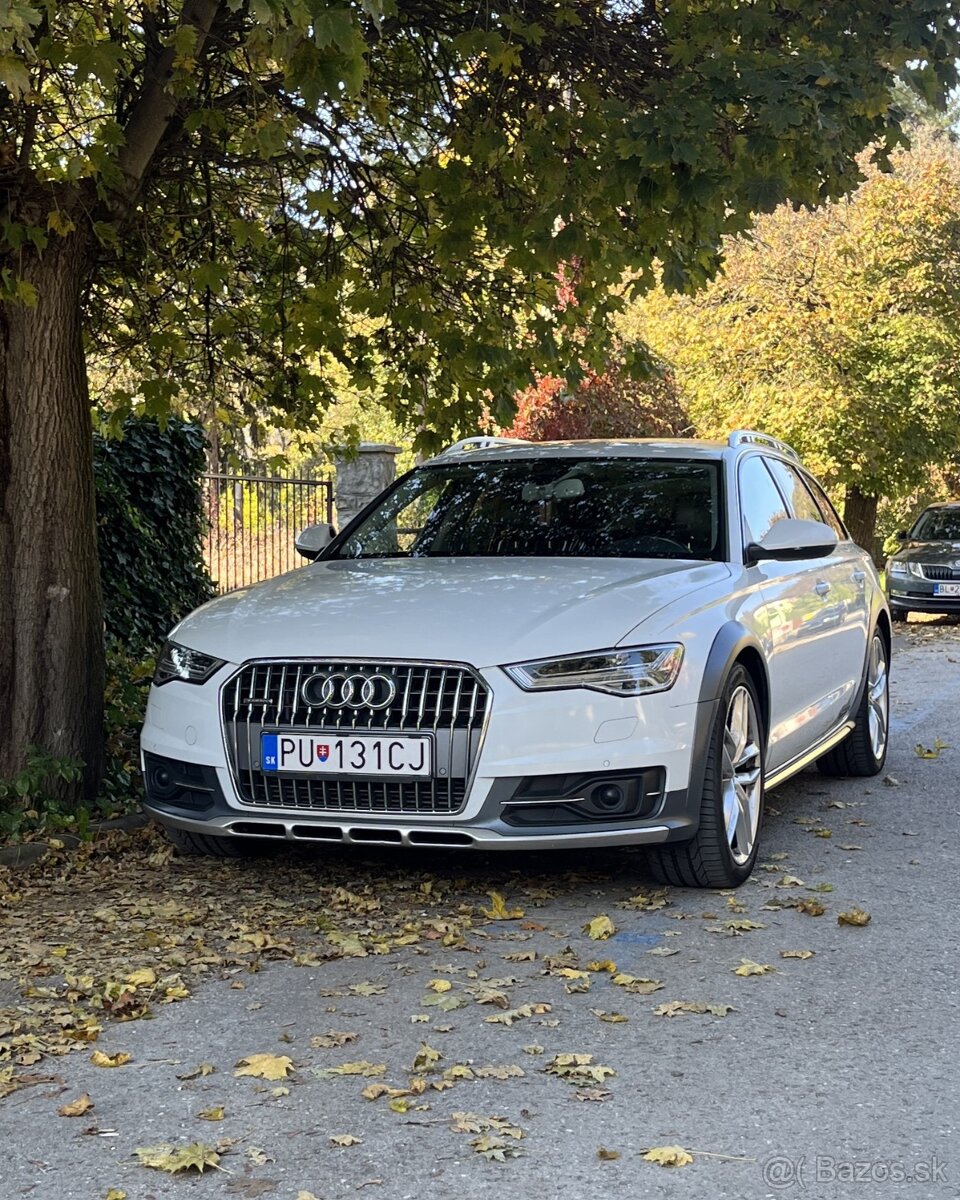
[140,431,890,887]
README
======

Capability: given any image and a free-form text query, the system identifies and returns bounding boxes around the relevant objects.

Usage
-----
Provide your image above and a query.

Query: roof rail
[438,436,528,456]
[727,429,800,462]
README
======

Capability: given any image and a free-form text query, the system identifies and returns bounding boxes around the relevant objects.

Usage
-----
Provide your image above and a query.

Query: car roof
[425,438,729,465]
[920,501,960,510]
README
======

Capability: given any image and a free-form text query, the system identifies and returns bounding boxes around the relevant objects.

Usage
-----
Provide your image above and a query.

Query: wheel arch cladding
[700,622,770,738]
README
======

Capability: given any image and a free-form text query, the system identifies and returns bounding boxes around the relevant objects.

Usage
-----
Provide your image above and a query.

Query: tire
[164,825,269,858]
[817,629,889,778]
[645,664,765,889]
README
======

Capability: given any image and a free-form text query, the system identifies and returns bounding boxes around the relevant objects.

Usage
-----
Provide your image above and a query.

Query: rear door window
[738,455,789,546]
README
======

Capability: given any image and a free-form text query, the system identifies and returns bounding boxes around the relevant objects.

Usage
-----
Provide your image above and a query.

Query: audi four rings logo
[301,672,397,710]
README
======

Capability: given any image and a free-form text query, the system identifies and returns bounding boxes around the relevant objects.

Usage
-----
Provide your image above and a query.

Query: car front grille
[920,563,960,581]
[221,660,488,815]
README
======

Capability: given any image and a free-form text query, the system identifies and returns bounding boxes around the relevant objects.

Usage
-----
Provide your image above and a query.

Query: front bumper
[887,584,960,615]
[141,663,708,849]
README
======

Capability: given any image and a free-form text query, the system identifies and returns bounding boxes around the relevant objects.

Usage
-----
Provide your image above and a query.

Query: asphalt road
[3,620,960,1200]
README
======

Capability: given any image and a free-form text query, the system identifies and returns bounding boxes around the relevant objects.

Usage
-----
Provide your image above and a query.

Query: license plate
[260,732,432,777]
[934,583,960,596]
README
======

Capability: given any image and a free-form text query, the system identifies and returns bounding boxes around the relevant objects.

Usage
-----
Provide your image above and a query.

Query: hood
[893,540,960,565]
[172,557,731,668]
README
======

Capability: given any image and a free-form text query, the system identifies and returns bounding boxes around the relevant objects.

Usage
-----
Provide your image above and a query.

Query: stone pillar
[333,442,400,530]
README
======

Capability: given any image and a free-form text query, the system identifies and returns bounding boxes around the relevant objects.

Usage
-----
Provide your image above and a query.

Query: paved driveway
[3,621,959,1200]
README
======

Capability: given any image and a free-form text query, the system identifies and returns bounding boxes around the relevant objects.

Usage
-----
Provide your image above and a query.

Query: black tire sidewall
[701,664,766,885]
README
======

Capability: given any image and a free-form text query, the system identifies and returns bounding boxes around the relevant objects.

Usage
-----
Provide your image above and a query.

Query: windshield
[332,456,724,561]
[911,509,960,542]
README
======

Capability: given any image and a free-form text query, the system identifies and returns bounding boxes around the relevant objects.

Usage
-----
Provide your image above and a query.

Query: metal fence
[202,471,334,593]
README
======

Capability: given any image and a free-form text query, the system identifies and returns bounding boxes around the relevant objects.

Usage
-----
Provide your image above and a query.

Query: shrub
[94,417,215,652]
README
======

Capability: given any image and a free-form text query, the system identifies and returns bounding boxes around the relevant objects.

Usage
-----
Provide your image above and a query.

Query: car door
[737,454,844,771]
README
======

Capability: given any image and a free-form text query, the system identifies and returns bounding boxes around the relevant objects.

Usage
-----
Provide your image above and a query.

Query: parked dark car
[886,503,960,621]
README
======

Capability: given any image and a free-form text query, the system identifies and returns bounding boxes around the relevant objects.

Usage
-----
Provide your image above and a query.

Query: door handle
[814,580,831,597]
[852,570,866,585]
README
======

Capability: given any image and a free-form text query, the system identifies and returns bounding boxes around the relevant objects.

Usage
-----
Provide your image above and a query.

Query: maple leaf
[473,1065,525,1079]
[124,968,156,987]
[469,1134,522,1161]
[481,892,524,920]
[348,982,386,996]
[58,1093,94,1117]
[427,979,452,992]
[234,1054,294,1080]
[589,1009,628,1023]
[838,908,871,926]
[315,1060,385,1078]
[177,1062,216,1080]
[643,1144,694,1168]
[583,915,615,940]
[90,1051,131,1068]
[197,1106,225,1121]
[411,1043,441,1072]
[309,1031,357,1049]
[484,1004,551,1026]
[545,1053,617,1085]
[733,960,775,977]
[135,1142,221,1174]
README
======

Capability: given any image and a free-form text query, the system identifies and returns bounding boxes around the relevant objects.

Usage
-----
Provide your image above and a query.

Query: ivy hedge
[94,417,214,652]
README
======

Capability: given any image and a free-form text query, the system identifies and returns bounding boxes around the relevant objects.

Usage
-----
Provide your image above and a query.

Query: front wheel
[645,664,765,888]
[817,630,889,777]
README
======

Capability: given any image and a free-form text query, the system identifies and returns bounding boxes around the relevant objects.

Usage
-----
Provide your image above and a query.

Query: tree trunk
[0,234,104,802]
[843,484,881,563]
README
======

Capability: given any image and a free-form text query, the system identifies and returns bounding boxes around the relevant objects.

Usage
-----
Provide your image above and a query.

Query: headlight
[154,641,226,686]
[888,561,908,578]
[503,644,684,697]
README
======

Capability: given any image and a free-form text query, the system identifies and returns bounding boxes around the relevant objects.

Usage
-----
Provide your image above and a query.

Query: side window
[799,473,848,540]
[765,458,824,525]
[739,455,789,545]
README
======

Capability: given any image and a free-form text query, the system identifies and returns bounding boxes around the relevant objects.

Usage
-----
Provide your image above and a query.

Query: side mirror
[295,523,337,561]
[746,518,838,564]
[896,530,909,541]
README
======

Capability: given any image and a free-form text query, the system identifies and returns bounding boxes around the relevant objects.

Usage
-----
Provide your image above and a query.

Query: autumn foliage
[504,365,689,442]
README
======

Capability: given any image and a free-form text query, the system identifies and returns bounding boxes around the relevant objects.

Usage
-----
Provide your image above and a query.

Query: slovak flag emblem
[317,744,330,763]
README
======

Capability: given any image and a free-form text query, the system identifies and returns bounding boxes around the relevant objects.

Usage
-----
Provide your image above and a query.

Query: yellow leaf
[427,979,452,993]
[481,891,524,920]
[733,959,775,977]
[316,1060,385,1078]
[780,950,814,960]
[47,210,77,237]
[58,1093,94,1117]
[330,1134,362,1147]
[412,1043,441,1072]
[838,908,871,927]
[104,1191,126,1200]
[176,1063,216,1080]
[309,1031,357,1049]
[584,915,615,940]
[135,1143,221,1174]
[90,1051,131,1068]
[586,959,617,973]
[643,1144,694,1168]
[234,1054,294,1080]
[125,968,156,988]
[197,1107,224,1121]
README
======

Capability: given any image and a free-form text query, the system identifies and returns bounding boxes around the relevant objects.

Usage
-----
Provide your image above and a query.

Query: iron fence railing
[202,471,334,593]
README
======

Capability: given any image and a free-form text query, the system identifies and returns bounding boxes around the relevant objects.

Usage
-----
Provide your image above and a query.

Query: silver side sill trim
[765,720,855,791]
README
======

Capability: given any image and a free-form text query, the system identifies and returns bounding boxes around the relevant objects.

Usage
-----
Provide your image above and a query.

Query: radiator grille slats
[222,660,487,815]
[921,563,960,581]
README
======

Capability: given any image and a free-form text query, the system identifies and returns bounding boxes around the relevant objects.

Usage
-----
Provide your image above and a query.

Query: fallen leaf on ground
[589,1009,628,1024]
[90,1051,130,1068]
[135,1143,221,1174]
[427,979,452,993]
[348,982,386,996]
[575,1088,611,1102]
[235,1054,294,1080]
[838,908,871,926]
[473,1065,525,1079]
[485,1003,551,1026]
[652,1001,734,1017]
[412,1043,441,1072]
[469,1134,523,1160]
[330,1134,362,1147]
[583,915,615,940]
[643,1145,694,1168]
[611,973,662,994]
[780,950,814,960]
[915,738,949,758]
[177,1062,216,1080]
[545,1053,616,1085]
[733,960,775,977]
[309,1031,357,1049]
[597,1147,620,1161]
[315,1060,386,1078]
[481,892,524,920]
[197,1106,224,1121]
[58,1093,94,1117]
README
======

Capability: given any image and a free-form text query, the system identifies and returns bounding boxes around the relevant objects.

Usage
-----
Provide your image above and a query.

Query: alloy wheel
[721,686,763,866]
[867,633,889,761]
